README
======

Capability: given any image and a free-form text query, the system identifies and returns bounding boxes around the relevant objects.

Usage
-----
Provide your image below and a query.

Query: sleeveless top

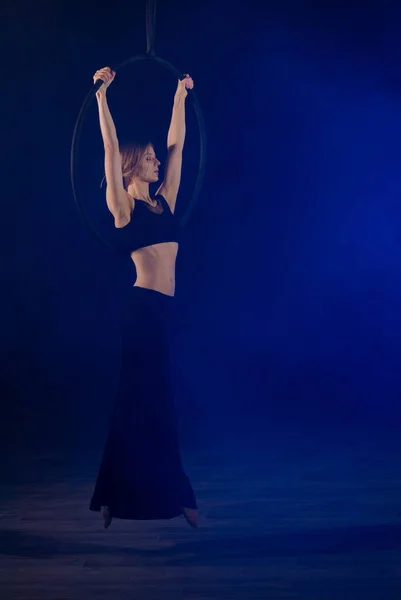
[114,194,180,253]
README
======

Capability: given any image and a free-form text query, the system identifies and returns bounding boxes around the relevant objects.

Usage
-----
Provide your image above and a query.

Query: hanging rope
[146,0,157,56]
[70,0,206,253]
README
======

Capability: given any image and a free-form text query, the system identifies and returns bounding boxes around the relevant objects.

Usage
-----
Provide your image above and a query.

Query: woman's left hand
[176,74,194,97]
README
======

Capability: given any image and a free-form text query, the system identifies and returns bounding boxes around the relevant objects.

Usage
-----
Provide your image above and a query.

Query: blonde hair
[100,140,153,190]
[120,141,153,190]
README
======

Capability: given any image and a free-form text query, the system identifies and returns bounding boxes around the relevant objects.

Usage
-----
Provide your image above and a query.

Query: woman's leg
[90,286,198,524]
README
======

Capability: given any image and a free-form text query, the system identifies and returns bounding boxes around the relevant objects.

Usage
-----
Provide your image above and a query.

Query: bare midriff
[131,242,179,297]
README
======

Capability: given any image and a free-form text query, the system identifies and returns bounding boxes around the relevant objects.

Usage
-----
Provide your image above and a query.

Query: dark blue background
[2,0,401,469]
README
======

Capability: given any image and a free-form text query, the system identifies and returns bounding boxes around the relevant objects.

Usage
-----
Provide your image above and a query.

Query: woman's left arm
[157,74,194,213]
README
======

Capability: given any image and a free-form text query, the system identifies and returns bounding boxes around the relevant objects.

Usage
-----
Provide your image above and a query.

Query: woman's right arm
[94,67,132,228]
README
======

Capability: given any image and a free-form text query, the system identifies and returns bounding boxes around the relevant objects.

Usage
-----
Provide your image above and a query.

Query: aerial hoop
[70,0,206,253]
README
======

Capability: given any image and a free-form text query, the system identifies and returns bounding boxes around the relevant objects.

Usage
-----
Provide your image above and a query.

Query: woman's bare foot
[101,506,112,529]
[182,506,199,528]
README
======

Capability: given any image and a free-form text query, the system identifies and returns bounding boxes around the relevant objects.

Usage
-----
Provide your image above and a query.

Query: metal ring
[71,54,206,253]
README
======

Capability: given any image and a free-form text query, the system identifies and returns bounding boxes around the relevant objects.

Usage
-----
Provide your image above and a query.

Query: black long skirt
[90,285,197,521]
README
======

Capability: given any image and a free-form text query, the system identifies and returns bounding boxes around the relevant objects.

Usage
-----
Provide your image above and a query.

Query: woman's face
[135,145,161,183]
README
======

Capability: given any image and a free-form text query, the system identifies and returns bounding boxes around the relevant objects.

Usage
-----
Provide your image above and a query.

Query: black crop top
[113,194,180,253]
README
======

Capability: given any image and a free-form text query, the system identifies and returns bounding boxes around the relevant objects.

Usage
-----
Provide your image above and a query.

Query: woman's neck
[127,180,151,203]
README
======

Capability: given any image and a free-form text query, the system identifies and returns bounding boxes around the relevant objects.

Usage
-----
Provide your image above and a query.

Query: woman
[89,66,198,529]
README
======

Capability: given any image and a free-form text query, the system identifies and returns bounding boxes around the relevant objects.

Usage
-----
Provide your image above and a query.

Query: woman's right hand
[93,67,116,97]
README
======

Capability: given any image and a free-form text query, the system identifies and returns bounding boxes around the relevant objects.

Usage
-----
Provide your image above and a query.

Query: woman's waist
[130,243,178,296]
[131,241,178,264]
